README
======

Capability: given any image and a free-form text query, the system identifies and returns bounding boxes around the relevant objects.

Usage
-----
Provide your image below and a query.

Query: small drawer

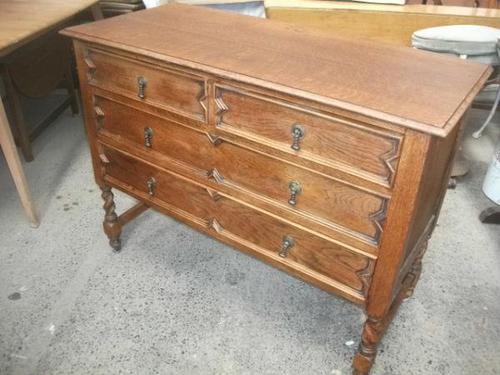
[94,96,389,246]
[101,146,375,299]
[214,85,402,187]
[84,48,208,122]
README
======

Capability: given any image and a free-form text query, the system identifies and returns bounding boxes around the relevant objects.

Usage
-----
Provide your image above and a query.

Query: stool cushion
[412,25,500,56]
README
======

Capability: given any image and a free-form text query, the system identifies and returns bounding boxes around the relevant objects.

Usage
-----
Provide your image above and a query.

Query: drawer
[84,48,208,122]
[101,146,375,299]
[214,85,403,187]
[94,95,389,246]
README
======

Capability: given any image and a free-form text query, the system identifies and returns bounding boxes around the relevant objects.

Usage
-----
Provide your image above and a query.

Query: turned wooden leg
[352,238,429,375]
[352,317,384,375]
[101,186,122,251]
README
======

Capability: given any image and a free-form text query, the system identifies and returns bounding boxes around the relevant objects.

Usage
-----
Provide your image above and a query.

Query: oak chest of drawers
[62,4,490,374]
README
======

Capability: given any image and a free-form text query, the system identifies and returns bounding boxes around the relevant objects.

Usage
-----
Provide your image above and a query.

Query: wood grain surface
[102,145,374,299]
[215,85,402,187]
[265,2,500,47]
[61,3,490,136]
[66,6,490,373]
[95,94,389,246]
[87,48,208,122]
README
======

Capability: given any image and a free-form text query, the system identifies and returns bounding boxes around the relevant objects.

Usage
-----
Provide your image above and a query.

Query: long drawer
[101,145,375,301]
[214,84,403,187]
[94,94,389,247]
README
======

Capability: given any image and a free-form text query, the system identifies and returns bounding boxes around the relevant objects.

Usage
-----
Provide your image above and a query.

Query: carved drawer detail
[214,85,402,187]
[94,95,389,246]
[101,145,376,299]
[84,49,208,122]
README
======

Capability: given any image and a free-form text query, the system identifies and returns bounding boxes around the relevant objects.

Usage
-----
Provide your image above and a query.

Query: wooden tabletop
[0,0,99,58]
[61,3,490,136]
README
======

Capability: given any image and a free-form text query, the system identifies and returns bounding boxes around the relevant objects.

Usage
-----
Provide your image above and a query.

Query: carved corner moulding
[84,51,96,83]
[379,137,401,186]
[208,218,224,234]
[206,132,223,146]
[207,168,224,184]
[98,145,110,166]
[205,187,222,201]
[92,97,105,130]
[355,259,375,298]
[197,86,209,122]
[215,93,229,126]
[369,198,389,246]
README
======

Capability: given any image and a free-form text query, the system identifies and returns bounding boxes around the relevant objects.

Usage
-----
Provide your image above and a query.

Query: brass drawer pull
[291,123,305,151]
[144,127,153,148]
[147,177,156,196]
[288,180,302,206]
[137,76,147,99]
[279,235,295,258]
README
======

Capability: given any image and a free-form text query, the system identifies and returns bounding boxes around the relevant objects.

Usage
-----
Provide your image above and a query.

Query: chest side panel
[394,122,461,295]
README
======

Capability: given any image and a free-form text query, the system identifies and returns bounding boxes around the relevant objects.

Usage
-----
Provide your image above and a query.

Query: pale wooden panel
[265,1,500,46]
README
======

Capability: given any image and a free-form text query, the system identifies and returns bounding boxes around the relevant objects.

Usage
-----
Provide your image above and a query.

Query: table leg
[2,66,33,162]
[63,47,79,116]
[0,97,39,227]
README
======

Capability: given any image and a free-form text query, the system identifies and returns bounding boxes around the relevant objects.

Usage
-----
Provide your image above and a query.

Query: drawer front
[214,85,402,187]
[84,48,208,122]
[102,146,375,298]
[95,96,389,246]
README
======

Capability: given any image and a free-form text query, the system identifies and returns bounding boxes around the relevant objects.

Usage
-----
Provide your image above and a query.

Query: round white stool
[412,25,500,139]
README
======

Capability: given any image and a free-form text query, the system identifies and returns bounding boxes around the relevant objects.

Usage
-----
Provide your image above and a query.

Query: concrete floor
[0,105,499,375]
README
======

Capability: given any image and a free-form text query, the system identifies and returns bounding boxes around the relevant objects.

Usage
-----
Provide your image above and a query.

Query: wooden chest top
[61,3,489,137]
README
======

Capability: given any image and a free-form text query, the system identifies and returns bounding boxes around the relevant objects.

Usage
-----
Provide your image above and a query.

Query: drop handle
[288,181,302,206]
[137,76,147,99]
[147,177,156,196]
[144,127,153,148]
[279,235,295,258]
[291,123,305,151]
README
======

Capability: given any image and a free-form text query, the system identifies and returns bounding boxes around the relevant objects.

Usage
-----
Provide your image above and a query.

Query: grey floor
[0,104,499,375]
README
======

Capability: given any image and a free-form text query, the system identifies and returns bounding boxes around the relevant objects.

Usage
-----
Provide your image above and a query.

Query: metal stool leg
[473,84,500,139]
